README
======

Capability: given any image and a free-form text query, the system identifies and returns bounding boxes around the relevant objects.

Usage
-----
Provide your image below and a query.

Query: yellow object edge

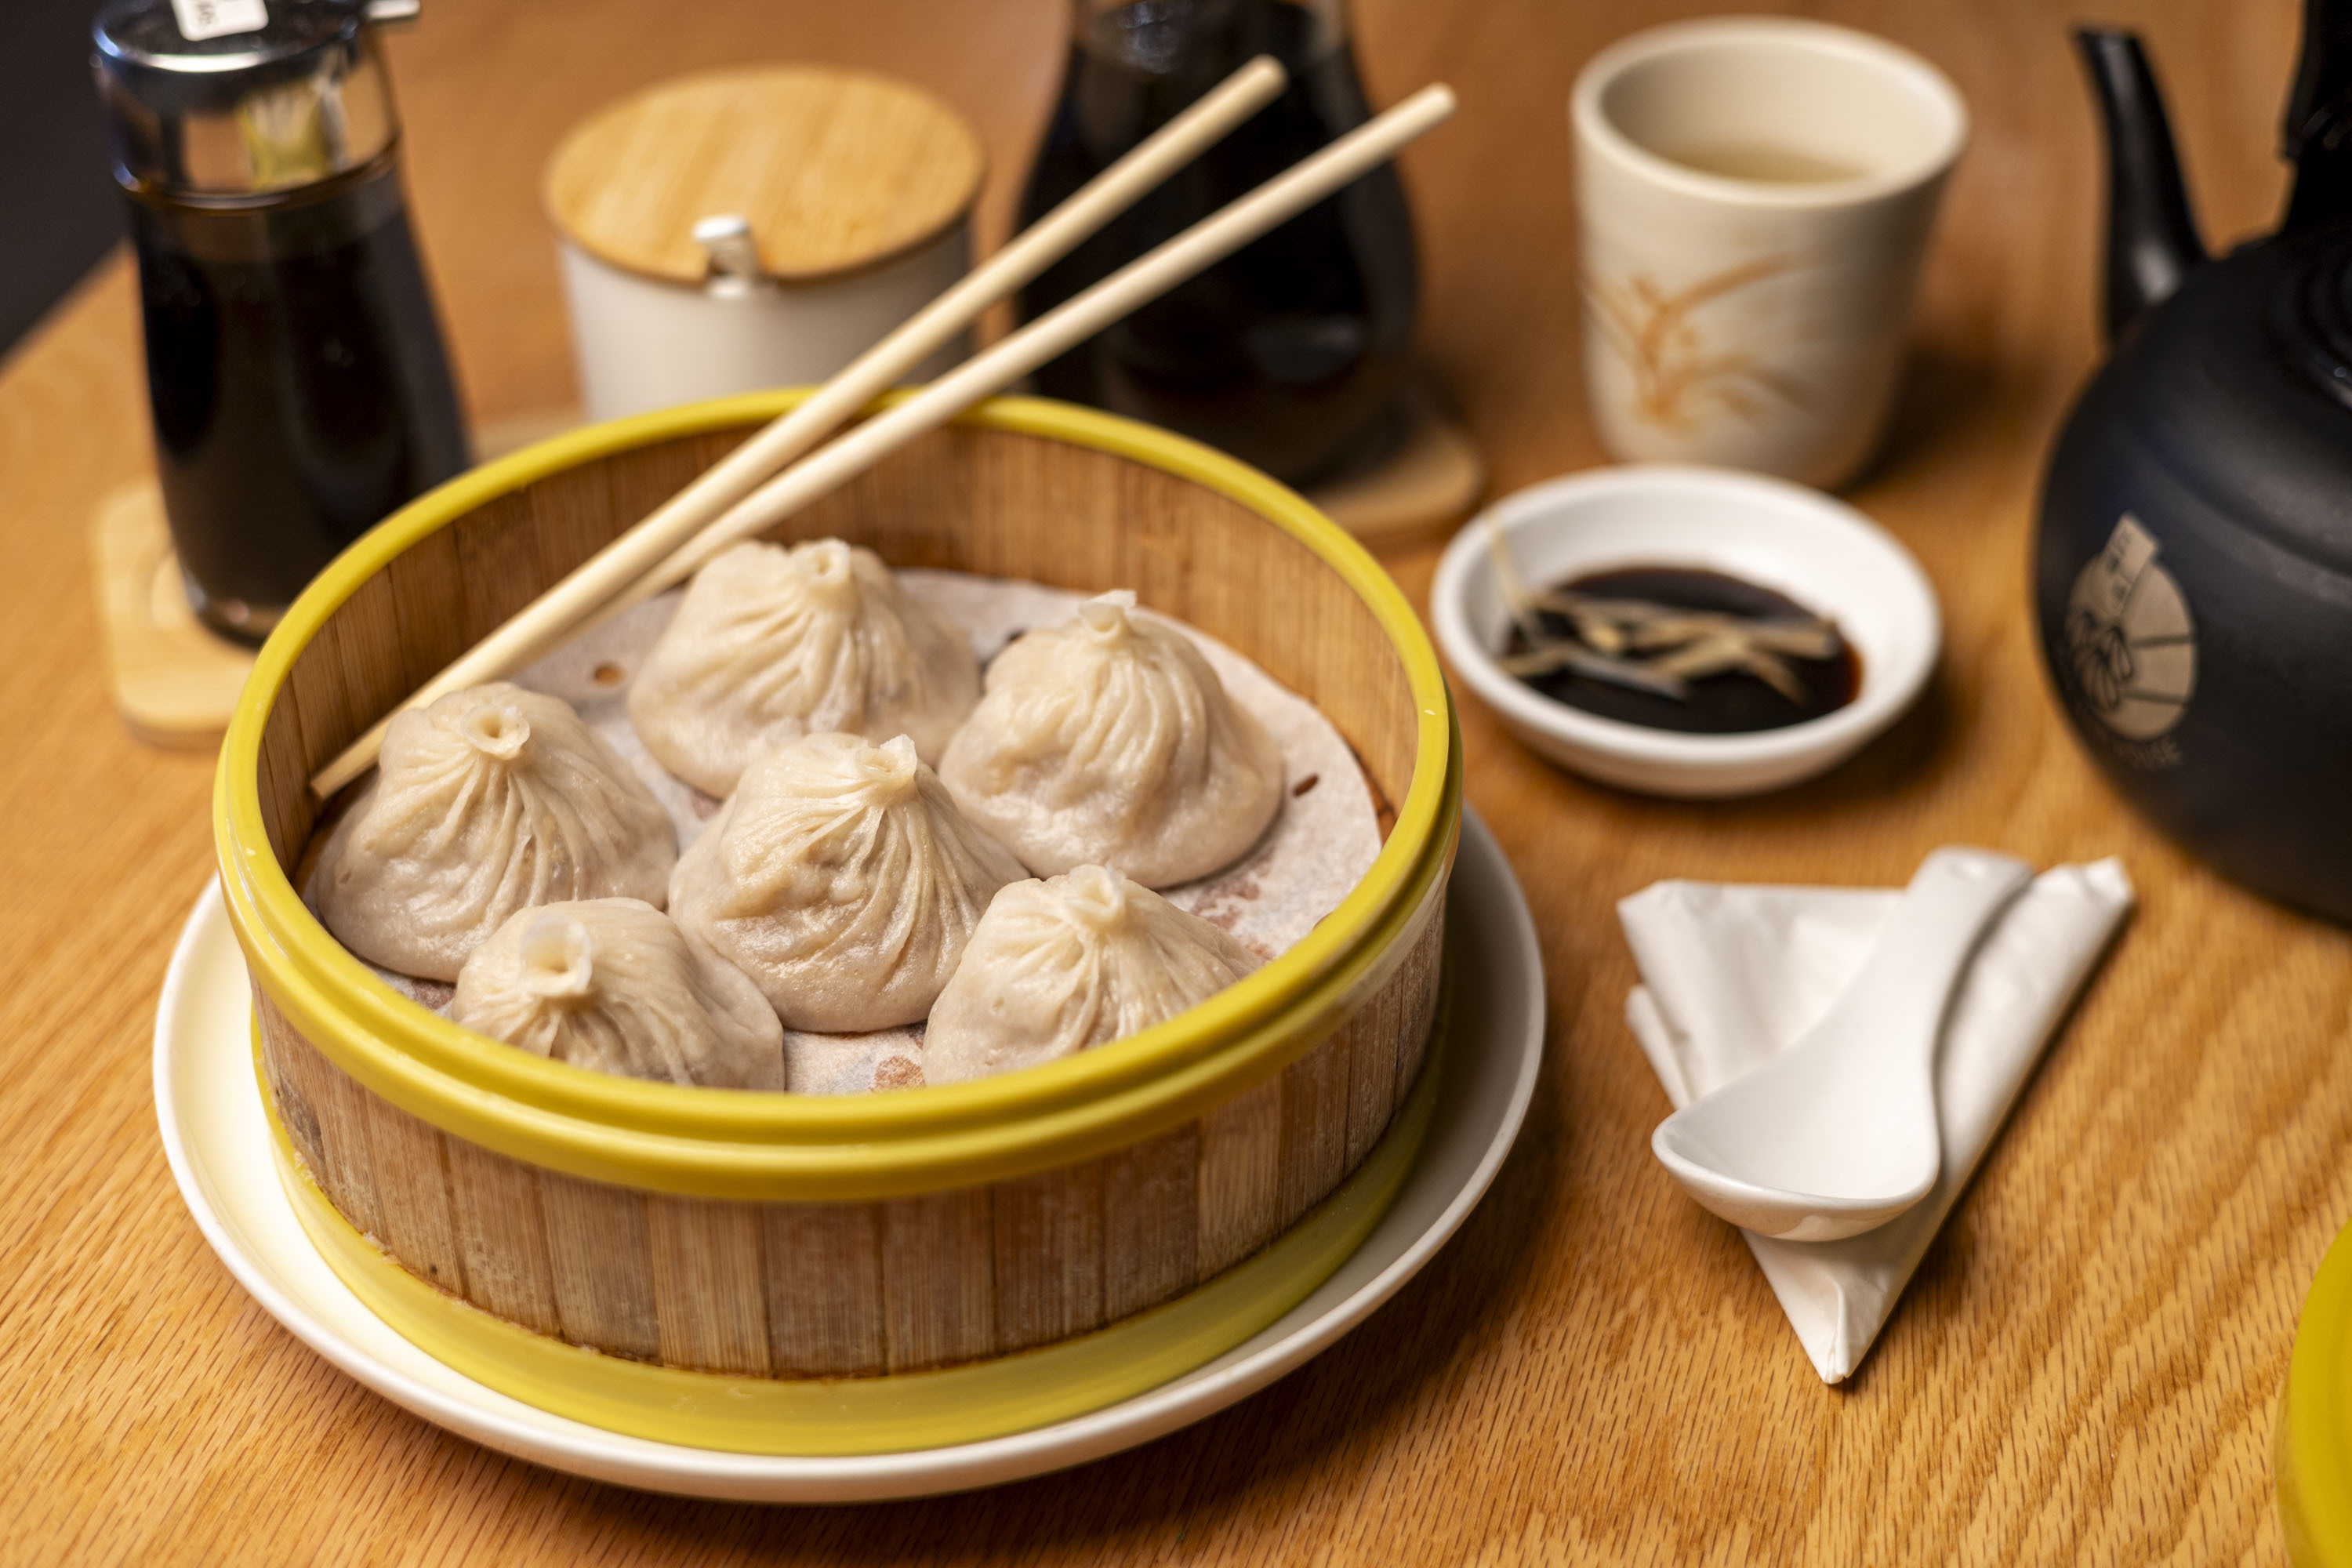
[214,390,1460,1202]
[262,1013,1446,1457]
[2281,1216,2352,1566]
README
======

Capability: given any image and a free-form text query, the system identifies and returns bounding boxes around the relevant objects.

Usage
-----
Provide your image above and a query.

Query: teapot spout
[2284,0,2352,230]
[2076,28,2205,342]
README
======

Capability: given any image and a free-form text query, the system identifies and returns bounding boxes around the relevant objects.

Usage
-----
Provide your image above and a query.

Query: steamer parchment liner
[339,570,1392,1098]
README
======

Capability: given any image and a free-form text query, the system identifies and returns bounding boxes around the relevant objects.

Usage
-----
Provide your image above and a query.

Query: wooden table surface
[3,0,2343,1561]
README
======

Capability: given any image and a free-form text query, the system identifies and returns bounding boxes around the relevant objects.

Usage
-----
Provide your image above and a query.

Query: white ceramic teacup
[1570,20,1968,489]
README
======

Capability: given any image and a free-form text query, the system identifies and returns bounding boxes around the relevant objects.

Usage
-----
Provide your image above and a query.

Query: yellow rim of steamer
[2281,1214,2352,1566]
[215,392,1461,1202]
[263,1011,1444,1456]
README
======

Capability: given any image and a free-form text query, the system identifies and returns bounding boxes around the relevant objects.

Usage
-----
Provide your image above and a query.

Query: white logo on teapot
[2063,514,2196,757]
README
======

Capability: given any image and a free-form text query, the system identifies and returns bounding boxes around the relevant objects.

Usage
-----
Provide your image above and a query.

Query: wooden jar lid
[544,66,985,286]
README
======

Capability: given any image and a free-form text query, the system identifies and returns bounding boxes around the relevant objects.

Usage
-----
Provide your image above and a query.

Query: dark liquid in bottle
[129,155,466,641]
[1015,0,1418,486]
[1506,568,1863,734]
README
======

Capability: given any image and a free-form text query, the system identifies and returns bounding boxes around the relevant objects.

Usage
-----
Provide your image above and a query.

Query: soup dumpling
[924,865,1261,1084]
[938,592,1283,887]
[452,898,783,1090]
[628,539,980,797]
[310,683,675,982]
[668,731,1025,1032]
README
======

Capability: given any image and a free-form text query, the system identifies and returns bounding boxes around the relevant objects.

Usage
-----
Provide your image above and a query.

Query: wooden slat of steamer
[312,570,416,789]
[452,488,555,649]
[1102,1123,1200,1322]
[1275,1026,1356,1233]
[879,1189,996,1372]
[380,524,475,716]
[1194,1072,1286,1278]
[444,1138,564,1338]
[592,431,747,593]
[255,699,319,869]
[537,1171,661,1361]
[256,992,332,1195]
[1342,902,1448,1171]
[281,604,378,810]
[260,979,1425,1377]
[356,1091,468,1297]
[1343,965,1409,1175]
[1392,911,1445,1111]
[761,1203,886,1376]
[786,422,1005,575]
[646,1196,771,1375]
[256,994,384,1240]
[521,461,635,626]
[990,1163,1107,1354]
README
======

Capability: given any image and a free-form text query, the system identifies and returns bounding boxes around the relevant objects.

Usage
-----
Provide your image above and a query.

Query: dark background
[2,0,123,362]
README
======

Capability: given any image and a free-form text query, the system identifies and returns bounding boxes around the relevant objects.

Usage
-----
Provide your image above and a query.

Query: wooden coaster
[1304,379,1486,550]
[89,480,256,750]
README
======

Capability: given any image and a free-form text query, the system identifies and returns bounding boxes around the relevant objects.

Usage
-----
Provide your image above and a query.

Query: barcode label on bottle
[171,0,268,40]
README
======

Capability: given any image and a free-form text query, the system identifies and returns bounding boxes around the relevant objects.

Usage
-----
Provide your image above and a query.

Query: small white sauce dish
[1431,464,1940,798]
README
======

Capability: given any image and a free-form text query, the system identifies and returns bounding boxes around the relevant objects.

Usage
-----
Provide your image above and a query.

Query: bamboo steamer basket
[213,392,1461,1455]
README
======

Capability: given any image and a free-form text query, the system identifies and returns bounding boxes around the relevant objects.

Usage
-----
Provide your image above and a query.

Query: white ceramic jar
[545,67,985,422]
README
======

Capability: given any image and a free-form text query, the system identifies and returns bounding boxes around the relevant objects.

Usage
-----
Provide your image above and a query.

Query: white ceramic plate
[1432,464,1940,797]
[154,809,1543,1503]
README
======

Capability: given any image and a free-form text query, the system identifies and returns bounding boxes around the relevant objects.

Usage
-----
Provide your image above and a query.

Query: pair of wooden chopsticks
[311,62,1457,799]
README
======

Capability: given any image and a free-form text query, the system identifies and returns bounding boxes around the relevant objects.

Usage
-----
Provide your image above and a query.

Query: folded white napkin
[1619,854,2134,1383]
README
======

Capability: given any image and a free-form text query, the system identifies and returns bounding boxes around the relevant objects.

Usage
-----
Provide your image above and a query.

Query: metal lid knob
[93,0,415,199]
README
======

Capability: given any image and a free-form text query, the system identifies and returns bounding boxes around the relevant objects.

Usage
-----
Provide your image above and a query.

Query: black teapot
[2037,0,2352,924]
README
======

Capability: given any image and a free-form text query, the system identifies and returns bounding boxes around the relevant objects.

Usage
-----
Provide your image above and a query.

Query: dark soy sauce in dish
[1504,567,1861,734]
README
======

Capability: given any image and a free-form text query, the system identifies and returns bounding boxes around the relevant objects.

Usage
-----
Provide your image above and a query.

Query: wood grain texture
[252,892,1439,1377]
[0,0,2341,1561]
[545,66,985,284]
[86,481,255,750]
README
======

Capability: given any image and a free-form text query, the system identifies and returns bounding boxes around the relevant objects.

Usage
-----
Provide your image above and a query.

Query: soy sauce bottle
[1015,0,1418,486]
[95,0,466,643]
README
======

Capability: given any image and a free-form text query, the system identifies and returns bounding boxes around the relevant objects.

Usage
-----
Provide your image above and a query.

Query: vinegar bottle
[95,0,467,643]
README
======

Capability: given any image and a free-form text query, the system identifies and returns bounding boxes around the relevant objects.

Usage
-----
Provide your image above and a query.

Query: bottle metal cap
[93,0,412,199]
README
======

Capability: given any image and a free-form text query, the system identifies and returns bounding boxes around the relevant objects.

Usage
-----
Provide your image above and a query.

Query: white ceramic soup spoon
[1650,847,2034,1242]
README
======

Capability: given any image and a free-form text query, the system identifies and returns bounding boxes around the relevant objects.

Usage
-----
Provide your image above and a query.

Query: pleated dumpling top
[667,731,1026,1032]
[452,898,783,1089]
[938,592,1283,887]
[309,683,675,982]
[924,865,1261,1084]
[628,538,980,797]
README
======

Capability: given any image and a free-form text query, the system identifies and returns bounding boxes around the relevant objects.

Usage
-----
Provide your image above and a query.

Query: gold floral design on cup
[1582,254,1808,433]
